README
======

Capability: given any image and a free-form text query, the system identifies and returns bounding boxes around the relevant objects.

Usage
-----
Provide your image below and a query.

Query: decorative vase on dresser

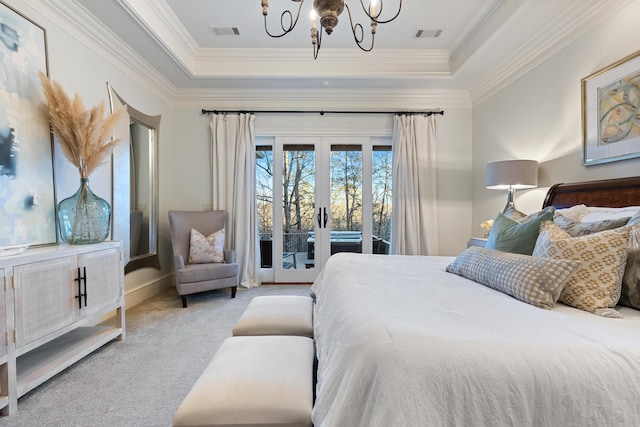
[57,178,111,244]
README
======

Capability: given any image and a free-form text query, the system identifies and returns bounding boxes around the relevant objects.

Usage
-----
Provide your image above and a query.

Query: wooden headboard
[543,176,640,209]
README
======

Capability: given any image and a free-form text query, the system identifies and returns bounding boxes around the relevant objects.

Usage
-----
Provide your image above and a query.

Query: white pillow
[554,204,588,221]
[188,228,225,264]
[553,215,630,237]
[580,206,640,223]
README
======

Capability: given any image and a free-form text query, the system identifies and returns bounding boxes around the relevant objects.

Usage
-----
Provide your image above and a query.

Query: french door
[256,136,392,282]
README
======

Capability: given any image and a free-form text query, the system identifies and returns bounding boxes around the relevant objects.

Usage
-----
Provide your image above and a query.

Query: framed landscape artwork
[0,1,57,247]
[582,49,640,166]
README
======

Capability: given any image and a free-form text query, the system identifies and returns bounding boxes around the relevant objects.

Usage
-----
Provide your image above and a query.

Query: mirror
[108,84,160,273]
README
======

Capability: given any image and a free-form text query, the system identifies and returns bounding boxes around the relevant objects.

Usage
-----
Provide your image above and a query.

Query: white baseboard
[125,274,174,310]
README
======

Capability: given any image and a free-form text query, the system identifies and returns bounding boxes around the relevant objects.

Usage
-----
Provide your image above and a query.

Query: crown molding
[190,49,452,80]
[172,88,471,110]
[117,0,199,73]
[449,0,525,73]
[468,0,632,105]
[43,0,176,103]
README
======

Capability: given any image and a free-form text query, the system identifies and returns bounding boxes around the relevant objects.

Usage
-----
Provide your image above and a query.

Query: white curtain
[210,113,260,288]
[391,114,439,255]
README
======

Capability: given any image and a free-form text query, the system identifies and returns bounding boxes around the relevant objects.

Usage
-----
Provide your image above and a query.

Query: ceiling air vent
[210,26,241,36]
[414,29,442,38]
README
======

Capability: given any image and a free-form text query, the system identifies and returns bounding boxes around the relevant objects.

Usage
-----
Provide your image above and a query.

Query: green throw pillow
[486,208,554,255]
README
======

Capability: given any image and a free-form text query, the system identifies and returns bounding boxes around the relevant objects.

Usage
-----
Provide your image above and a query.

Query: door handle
[323,207,328,228]
[317,208,322,228]
[74,268,82,309]
[82,266,88,307]
[74,267,87,309]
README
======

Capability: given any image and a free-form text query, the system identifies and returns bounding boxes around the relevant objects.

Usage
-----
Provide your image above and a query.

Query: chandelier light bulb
[310,9,318,28]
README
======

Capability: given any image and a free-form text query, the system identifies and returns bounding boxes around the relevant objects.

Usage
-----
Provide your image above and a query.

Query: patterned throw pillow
[446,246,579,309]
[553,215,630,237]
[532,221,631,313]
[188,228,225,264]
[485,207,554,255]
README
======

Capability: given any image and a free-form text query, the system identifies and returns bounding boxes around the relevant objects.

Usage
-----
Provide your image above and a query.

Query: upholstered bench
[173,335,314,427]
[232,295,314,337]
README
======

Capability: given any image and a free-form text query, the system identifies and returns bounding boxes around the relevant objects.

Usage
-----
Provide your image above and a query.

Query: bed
[310,176,640,427]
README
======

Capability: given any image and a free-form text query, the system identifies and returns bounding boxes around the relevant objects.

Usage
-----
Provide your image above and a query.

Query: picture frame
[0,1,57,247]
[582,49,640,166]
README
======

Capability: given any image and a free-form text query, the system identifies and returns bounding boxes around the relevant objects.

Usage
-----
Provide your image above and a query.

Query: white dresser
[0,242,125,414]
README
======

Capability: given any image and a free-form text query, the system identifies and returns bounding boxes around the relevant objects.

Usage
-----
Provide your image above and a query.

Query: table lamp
[486,160,538,213]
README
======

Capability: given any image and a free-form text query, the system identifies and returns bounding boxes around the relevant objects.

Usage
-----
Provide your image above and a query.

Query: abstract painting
[582,50,640,166]
[0,1,57,246]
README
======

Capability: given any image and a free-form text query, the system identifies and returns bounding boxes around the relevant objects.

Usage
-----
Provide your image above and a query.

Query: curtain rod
[201,109,444,116]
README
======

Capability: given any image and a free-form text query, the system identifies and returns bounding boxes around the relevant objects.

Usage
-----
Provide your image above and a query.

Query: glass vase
[57,178,111,244]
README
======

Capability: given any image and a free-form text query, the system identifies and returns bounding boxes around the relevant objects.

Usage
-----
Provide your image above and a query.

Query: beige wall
[472,0,640,237]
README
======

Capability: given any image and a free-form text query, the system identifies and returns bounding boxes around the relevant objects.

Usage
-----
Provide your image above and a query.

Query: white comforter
[310,253,640,427]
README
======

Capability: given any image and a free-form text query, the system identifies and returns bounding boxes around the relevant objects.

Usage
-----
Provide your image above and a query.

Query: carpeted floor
[1,284,312,427]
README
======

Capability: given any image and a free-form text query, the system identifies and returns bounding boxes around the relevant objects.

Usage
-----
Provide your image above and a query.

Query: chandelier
[261,0,402,59]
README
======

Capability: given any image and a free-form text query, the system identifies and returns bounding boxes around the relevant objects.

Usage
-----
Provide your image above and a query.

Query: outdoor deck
[261,232,389,270]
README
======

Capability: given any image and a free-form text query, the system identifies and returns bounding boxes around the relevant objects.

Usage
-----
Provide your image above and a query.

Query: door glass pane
[330,145,363,255]
[372,145,392,254]
[256,145,274,268]
[282,144,315,270]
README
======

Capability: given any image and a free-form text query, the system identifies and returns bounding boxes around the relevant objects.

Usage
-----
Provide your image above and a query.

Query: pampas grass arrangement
[39,72,126,244]
[39,71,125,179]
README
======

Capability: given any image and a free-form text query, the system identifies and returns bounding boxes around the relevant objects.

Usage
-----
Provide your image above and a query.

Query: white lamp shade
[486,160,538,190]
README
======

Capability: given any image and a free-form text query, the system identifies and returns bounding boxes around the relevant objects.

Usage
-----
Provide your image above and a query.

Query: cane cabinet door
[13,256,76,349]
[77,248,122,318]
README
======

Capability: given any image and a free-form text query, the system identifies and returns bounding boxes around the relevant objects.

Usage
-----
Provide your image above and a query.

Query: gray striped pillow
[446,246,579,309]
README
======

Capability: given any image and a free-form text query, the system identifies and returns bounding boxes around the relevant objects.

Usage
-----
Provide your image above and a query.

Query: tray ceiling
[70,0,630,103]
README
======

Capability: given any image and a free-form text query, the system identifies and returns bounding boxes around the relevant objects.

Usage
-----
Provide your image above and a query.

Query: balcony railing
[259,231,389,269]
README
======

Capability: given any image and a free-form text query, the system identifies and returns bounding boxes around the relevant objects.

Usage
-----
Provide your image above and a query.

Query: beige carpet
[2,284,311,427]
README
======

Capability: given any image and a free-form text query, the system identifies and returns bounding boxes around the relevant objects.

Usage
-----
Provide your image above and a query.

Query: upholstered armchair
[168,210,239,308]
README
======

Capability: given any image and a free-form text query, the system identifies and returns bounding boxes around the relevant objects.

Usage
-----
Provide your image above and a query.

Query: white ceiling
[71,0,630,102]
